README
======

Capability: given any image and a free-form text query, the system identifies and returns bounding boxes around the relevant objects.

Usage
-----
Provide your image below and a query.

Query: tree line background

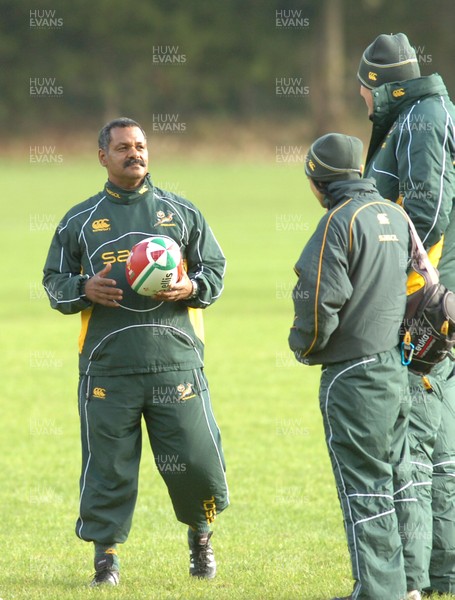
[2,0,454,148]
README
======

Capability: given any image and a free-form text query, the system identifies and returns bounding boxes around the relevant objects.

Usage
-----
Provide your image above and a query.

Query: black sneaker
[189,531,216,579]
[90,553,120,587]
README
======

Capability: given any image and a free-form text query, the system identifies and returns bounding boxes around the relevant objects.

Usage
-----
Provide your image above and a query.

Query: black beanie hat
[358,33,420,89]
[305,133,363,182]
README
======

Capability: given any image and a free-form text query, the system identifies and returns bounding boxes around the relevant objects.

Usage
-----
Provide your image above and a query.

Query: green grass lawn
[0,156,448,599]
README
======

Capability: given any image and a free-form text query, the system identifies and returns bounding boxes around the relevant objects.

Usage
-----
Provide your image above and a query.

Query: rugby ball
[126,235,183,296]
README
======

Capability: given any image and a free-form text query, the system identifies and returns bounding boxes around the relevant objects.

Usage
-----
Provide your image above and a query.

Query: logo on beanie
[368,71,378,82]
[392,88,405,98]
[308,159,316,172]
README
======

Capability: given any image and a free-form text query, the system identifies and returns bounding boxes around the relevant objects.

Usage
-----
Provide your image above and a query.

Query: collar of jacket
[104,173,153,204]
[323,178,377,210]
[366,73,448,165]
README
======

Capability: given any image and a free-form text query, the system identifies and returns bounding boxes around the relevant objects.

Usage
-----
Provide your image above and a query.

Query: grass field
[0,155,448,600]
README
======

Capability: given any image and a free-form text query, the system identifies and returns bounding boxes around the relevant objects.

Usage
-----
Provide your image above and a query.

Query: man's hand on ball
[154,271,193,302]
[84,263,123,307]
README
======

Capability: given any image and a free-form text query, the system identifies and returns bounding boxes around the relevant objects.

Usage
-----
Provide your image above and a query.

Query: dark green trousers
[319,349,410,600]
[76,369,229,544]
[407,358,455,594]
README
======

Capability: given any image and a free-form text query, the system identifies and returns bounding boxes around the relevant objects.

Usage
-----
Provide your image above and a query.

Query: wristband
[188,279,199,299]
[78,275,90,298]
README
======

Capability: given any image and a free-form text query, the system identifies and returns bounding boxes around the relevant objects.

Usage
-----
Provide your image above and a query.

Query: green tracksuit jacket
[289,179,412,598]
[289,178,409,365]
[42,174,226,376]
[363,74,455,593]
[363,74,455,291]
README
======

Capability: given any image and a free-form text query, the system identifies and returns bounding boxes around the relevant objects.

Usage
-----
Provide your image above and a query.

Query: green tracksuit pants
[76,369,229,544]
[407,358,455,594]
[319,348,411,600]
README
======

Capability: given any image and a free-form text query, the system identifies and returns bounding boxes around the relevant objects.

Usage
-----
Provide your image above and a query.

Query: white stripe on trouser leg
[354,508,396,527]
[393,480,414,496]
[348,493,394,500]
[410,461,432,470]
[77,376,92,539]
[393,480,418,503]
[323,357,376,599]
[196,372,229,505]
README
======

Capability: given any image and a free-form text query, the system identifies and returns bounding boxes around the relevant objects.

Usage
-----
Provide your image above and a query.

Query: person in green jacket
[42,117,229,587]
[289,133,416,600]
[358,33,455,596]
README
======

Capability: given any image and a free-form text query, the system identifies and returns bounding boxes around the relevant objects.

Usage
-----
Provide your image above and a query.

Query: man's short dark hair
[98,117,147,151]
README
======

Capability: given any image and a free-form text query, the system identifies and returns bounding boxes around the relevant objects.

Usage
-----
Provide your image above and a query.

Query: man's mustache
[124,157,146,168]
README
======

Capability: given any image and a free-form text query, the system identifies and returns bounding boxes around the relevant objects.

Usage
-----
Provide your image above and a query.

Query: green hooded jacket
[42,175,225,376]
[289,179,409,365]
[363,74,455,291]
